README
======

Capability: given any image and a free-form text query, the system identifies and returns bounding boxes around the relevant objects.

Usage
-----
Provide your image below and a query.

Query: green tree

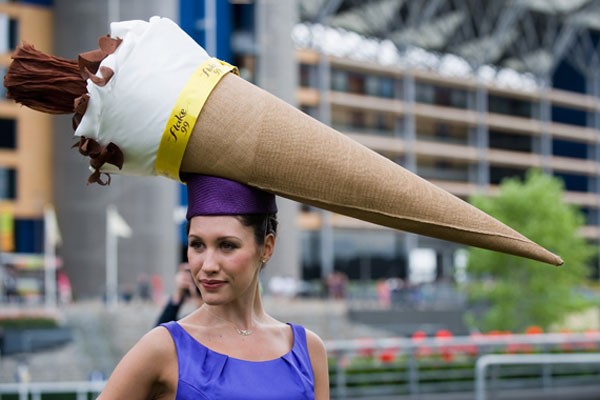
[464,169,596,333]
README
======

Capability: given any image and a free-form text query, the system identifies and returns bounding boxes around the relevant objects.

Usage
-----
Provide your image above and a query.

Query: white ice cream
[74,17,210,176]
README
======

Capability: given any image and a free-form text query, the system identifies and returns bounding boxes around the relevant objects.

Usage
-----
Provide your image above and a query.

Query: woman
[98,174,330,399]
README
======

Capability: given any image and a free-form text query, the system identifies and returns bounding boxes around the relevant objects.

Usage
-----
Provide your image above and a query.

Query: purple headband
[185,174,277,220]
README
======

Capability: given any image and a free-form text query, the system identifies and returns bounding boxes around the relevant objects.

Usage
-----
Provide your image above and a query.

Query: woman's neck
[203,282,267,328]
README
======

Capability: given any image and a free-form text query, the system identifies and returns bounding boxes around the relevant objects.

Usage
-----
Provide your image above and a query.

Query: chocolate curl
[78,49,105,80]
[89,142,124,171]
[78,36,121,85]
[87,169,111,186]
[4,43,86,114]
[98,36,122,57]
[72,94,90,131]
[72,137,124,184]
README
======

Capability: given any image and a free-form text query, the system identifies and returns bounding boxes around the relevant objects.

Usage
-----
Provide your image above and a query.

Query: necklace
[204,307,255,336]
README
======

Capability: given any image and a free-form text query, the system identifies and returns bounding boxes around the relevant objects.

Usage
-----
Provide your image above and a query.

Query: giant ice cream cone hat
[4,17,562,265]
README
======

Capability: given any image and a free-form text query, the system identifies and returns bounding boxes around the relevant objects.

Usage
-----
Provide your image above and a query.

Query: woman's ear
[262,233,275,262]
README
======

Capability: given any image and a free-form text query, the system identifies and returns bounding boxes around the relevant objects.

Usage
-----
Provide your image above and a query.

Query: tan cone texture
[181,73,563,266]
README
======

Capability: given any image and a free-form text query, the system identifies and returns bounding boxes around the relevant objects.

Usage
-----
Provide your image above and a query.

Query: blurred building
[294,0,600,282]
[0,3,52,233]
[1,0,600,300]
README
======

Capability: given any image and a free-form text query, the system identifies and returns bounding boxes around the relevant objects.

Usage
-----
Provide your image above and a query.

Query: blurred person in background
[99,174,329,400]
[155,262,203,325]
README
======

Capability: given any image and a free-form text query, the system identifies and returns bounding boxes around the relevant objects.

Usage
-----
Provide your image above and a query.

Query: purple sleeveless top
[161,321,315,400]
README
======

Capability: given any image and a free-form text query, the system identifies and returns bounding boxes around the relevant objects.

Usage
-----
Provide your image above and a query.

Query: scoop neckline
[173,321,297,363]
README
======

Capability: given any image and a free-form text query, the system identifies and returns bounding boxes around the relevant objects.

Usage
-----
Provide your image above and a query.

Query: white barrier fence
[0,380,105,400]
[475,353,600,400]
[326,331,600,398]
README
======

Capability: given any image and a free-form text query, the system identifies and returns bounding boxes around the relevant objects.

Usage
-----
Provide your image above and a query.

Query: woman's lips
[200,280,226,290]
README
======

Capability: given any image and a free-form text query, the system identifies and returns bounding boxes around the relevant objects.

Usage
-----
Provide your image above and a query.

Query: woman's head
[187,215,274,304]
[184,175,279,303]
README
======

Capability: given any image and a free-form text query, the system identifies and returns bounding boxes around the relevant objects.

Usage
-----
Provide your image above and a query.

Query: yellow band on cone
[156,58,238,180]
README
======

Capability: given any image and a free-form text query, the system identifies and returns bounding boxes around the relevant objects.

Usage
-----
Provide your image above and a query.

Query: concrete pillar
[255,0,301,285]
[53,0,179,300]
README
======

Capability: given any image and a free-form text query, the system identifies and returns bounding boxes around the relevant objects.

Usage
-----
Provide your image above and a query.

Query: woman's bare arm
[306,329,330,400]
[97,326,177,400]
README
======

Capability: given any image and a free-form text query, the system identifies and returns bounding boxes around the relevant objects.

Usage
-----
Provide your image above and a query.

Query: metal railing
[326,331,600,399]
[0,381,105,400]
[475,353,600,400]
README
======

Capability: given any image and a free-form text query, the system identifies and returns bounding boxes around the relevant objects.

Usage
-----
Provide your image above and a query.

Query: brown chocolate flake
[4,43,86,114]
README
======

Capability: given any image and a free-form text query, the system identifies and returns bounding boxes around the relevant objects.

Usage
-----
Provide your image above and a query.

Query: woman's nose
[200,251,220,273]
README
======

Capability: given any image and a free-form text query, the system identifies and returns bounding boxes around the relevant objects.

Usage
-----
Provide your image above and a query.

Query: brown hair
[235,214,278,245]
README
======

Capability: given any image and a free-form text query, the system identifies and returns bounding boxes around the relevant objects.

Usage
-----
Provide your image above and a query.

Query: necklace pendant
[237,329,253,336]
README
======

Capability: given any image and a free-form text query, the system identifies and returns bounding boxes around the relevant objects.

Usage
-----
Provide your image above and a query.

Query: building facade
[0,2,52,256]
[296,47,600,281]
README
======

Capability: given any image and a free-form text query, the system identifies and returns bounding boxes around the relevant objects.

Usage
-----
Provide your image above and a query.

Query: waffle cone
[181,73,562,266]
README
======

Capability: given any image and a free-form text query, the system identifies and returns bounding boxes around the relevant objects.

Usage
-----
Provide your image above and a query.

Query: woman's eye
[189,240,204,250]
[221,241,237,250]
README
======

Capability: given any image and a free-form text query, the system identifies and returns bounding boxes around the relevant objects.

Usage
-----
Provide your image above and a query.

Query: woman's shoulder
[303,327,326,354]
[302,327,330,399]
[138,325,178,357]
[97,325,179,399]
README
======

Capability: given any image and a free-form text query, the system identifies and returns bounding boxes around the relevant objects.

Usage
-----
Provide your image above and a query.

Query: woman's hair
[235,213,278,245]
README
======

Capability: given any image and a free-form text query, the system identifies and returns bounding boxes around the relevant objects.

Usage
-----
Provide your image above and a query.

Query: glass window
[488,95,532,118]
[0,118,16,149]
[0,167,16,200]
[301,230,322,280]
[232,3,254,31]
[299,64,313,88]
[415,82,468,108]
[331,68,347,92]
[489,130,532,153]
[15,218,44,254]
[0,15,7,53]
[552,105,586,127]
[301,229,407,281]
[333,229,405,280]
[554,172,588,192]
[351,110,366,128]
[449,88,468,109]
[347,72,365,94]
[0,67,6,98]
[0,15,19,51]
[415,82,435,104]
[380,77,395,98]
[489,166,526,185]
[553,139,588,159]
[365,75,379,97]
[375,113,394,134]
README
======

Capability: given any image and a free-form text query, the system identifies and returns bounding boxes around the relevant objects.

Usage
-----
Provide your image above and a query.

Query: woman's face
[187,215,273,305]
